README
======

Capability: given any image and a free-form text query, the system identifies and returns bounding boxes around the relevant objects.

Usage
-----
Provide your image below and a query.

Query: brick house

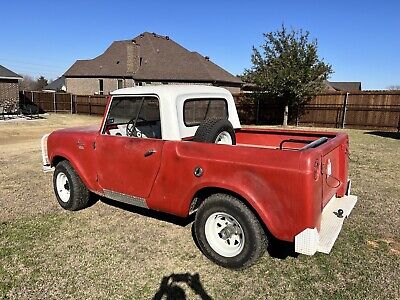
[64,32,242,95]
[0,65,22,110]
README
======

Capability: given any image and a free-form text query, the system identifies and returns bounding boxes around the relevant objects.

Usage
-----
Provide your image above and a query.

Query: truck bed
[235,127,349,208]
[236,127,337,150]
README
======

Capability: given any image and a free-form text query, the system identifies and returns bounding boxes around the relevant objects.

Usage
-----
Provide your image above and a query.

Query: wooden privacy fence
[19,90,400,131]
[235,91,400,131]
[20,91,75,113]
[74,95,108,115]
[19,91,108,115]
[298,92,400,130]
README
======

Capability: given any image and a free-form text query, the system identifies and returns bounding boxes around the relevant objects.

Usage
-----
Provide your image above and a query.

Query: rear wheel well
[190,187,272,237]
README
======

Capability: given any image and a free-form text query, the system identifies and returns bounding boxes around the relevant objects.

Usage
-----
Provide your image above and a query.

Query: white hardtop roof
[109,84,241,141]
[110,85,232,97]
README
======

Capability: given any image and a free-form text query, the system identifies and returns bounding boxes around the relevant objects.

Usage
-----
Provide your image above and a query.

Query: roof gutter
[0,76,22,80]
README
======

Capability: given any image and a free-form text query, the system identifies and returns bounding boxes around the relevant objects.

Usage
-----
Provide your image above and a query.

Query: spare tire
[193,118,236,145]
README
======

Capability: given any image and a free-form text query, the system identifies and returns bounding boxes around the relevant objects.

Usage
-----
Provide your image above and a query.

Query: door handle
[144,149,156,157]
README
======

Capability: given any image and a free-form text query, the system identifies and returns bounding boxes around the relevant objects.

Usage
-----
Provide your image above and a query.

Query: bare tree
[19,74,49,91]
[19,74,36,91]
[387,85,400,90]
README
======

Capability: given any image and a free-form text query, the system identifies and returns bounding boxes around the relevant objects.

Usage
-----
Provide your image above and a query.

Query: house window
[99,79,104,95]
[117,79,123,89]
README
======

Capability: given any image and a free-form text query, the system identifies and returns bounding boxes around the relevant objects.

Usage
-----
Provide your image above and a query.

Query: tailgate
[321,143,347,207]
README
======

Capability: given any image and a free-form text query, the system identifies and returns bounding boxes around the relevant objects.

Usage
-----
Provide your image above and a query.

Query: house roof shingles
[326,81,362,91]
[0,65,22,79]
[44,76,66,91]
[64,32,242,84]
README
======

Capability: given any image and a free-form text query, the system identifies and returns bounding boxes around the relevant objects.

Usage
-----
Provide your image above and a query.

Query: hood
[52,125,100,135]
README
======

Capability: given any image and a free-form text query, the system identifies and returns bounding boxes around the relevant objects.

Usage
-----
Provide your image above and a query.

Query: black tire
[194,193,267,269]
[53,160,90,211]
[193,118,236,145]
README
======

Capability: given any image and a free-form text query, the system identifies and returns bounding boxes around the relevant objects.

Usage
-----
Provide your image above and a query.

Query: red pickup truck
[41,85,357,269]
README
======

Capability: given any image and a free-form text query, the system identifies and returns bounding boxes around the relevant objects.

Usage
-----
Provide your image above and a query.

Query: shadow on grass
[267,235,298,259]
[99,197,195,227]
[365,131,400,140]
[100,196,297,261]
[153,272,212,300]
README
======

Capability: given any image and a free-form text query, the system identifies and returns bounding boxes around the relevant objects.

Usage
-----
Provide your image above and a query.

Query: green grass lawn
[0,115,399,299]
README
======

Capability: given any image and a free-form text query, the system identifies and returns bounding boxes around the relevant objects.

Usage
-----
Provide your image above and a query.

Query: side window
[184,98,228,126]
[104,96,161,139]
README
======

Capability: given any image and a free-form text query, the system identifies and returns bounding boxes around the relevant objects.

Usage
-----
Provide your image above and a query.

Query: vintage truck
[41,85,357,269]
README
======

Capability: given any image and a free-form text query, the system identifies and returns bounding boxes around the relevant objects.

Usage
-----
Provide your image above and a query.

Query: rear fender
[185,181,284,241]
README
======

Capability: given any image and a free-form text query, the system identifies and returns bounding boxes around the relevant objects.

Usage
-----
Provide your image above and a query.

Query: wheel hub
[205,212,245,257]
[219,225,238,240]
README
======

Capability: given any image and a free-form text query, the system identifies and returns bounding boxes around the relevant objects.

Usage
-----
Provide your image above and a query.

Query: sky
[1,0,399,90]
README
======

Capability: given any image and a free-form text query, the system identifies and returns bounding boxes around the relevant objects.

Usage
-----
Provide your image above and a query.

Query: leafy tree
[243,25,333,126]
[35,76,48,91]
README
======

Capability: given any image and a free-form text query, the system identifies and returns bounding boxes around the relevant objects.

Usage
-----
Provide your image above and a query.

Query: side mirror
[106,117,114,125]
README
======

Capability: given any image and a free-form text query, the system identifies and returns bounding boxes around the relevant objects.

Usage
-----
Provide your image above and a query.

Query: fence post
[70,94,73,114]
[75,95,78,114]
[53,92,56,113]
[30,91,34,116]
[341,92,349,129]
[255,97,260,125]
[88,96,91,115]
[397,110,400,132]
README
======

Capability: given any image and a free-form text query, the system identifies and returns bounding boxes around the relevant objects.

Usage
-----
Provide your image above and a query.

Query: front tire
[194,193,267,269]
[53,160,90,211]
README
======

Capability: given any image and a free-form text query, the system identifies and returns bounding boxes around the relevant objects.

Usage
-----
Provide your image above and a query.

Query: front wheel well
[51,156,68,167]
[190,187,272,238]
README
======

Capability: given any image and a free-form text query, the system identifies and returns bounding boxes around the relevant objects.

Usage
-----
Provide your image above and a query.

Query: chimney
[127,43,140,74]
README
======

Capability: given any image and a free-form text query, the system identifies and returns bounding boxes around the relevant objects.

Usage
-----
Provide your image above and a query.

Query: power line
[0,58,66,70]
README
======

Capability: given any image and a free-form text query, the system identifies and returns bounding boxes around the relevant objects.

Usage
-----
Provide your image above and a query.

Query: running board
[103,189,148,209]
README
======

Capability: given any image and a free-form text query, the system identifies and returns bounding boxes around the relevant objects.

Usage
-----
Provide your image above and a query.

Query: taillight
[314,159,320,180]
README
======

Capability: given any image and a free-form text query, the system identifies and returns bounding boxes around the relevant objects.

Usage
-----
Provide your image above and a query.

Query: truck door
[96,95,164,201]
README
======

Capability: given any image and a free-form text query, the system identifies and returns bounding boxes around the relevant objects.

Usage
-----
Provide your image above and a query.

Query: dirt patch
[0,114,102,222]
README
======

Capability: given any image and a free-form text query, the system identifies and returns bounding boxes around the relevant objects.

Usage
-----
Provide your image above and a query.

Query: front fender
[48,134,100,193]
